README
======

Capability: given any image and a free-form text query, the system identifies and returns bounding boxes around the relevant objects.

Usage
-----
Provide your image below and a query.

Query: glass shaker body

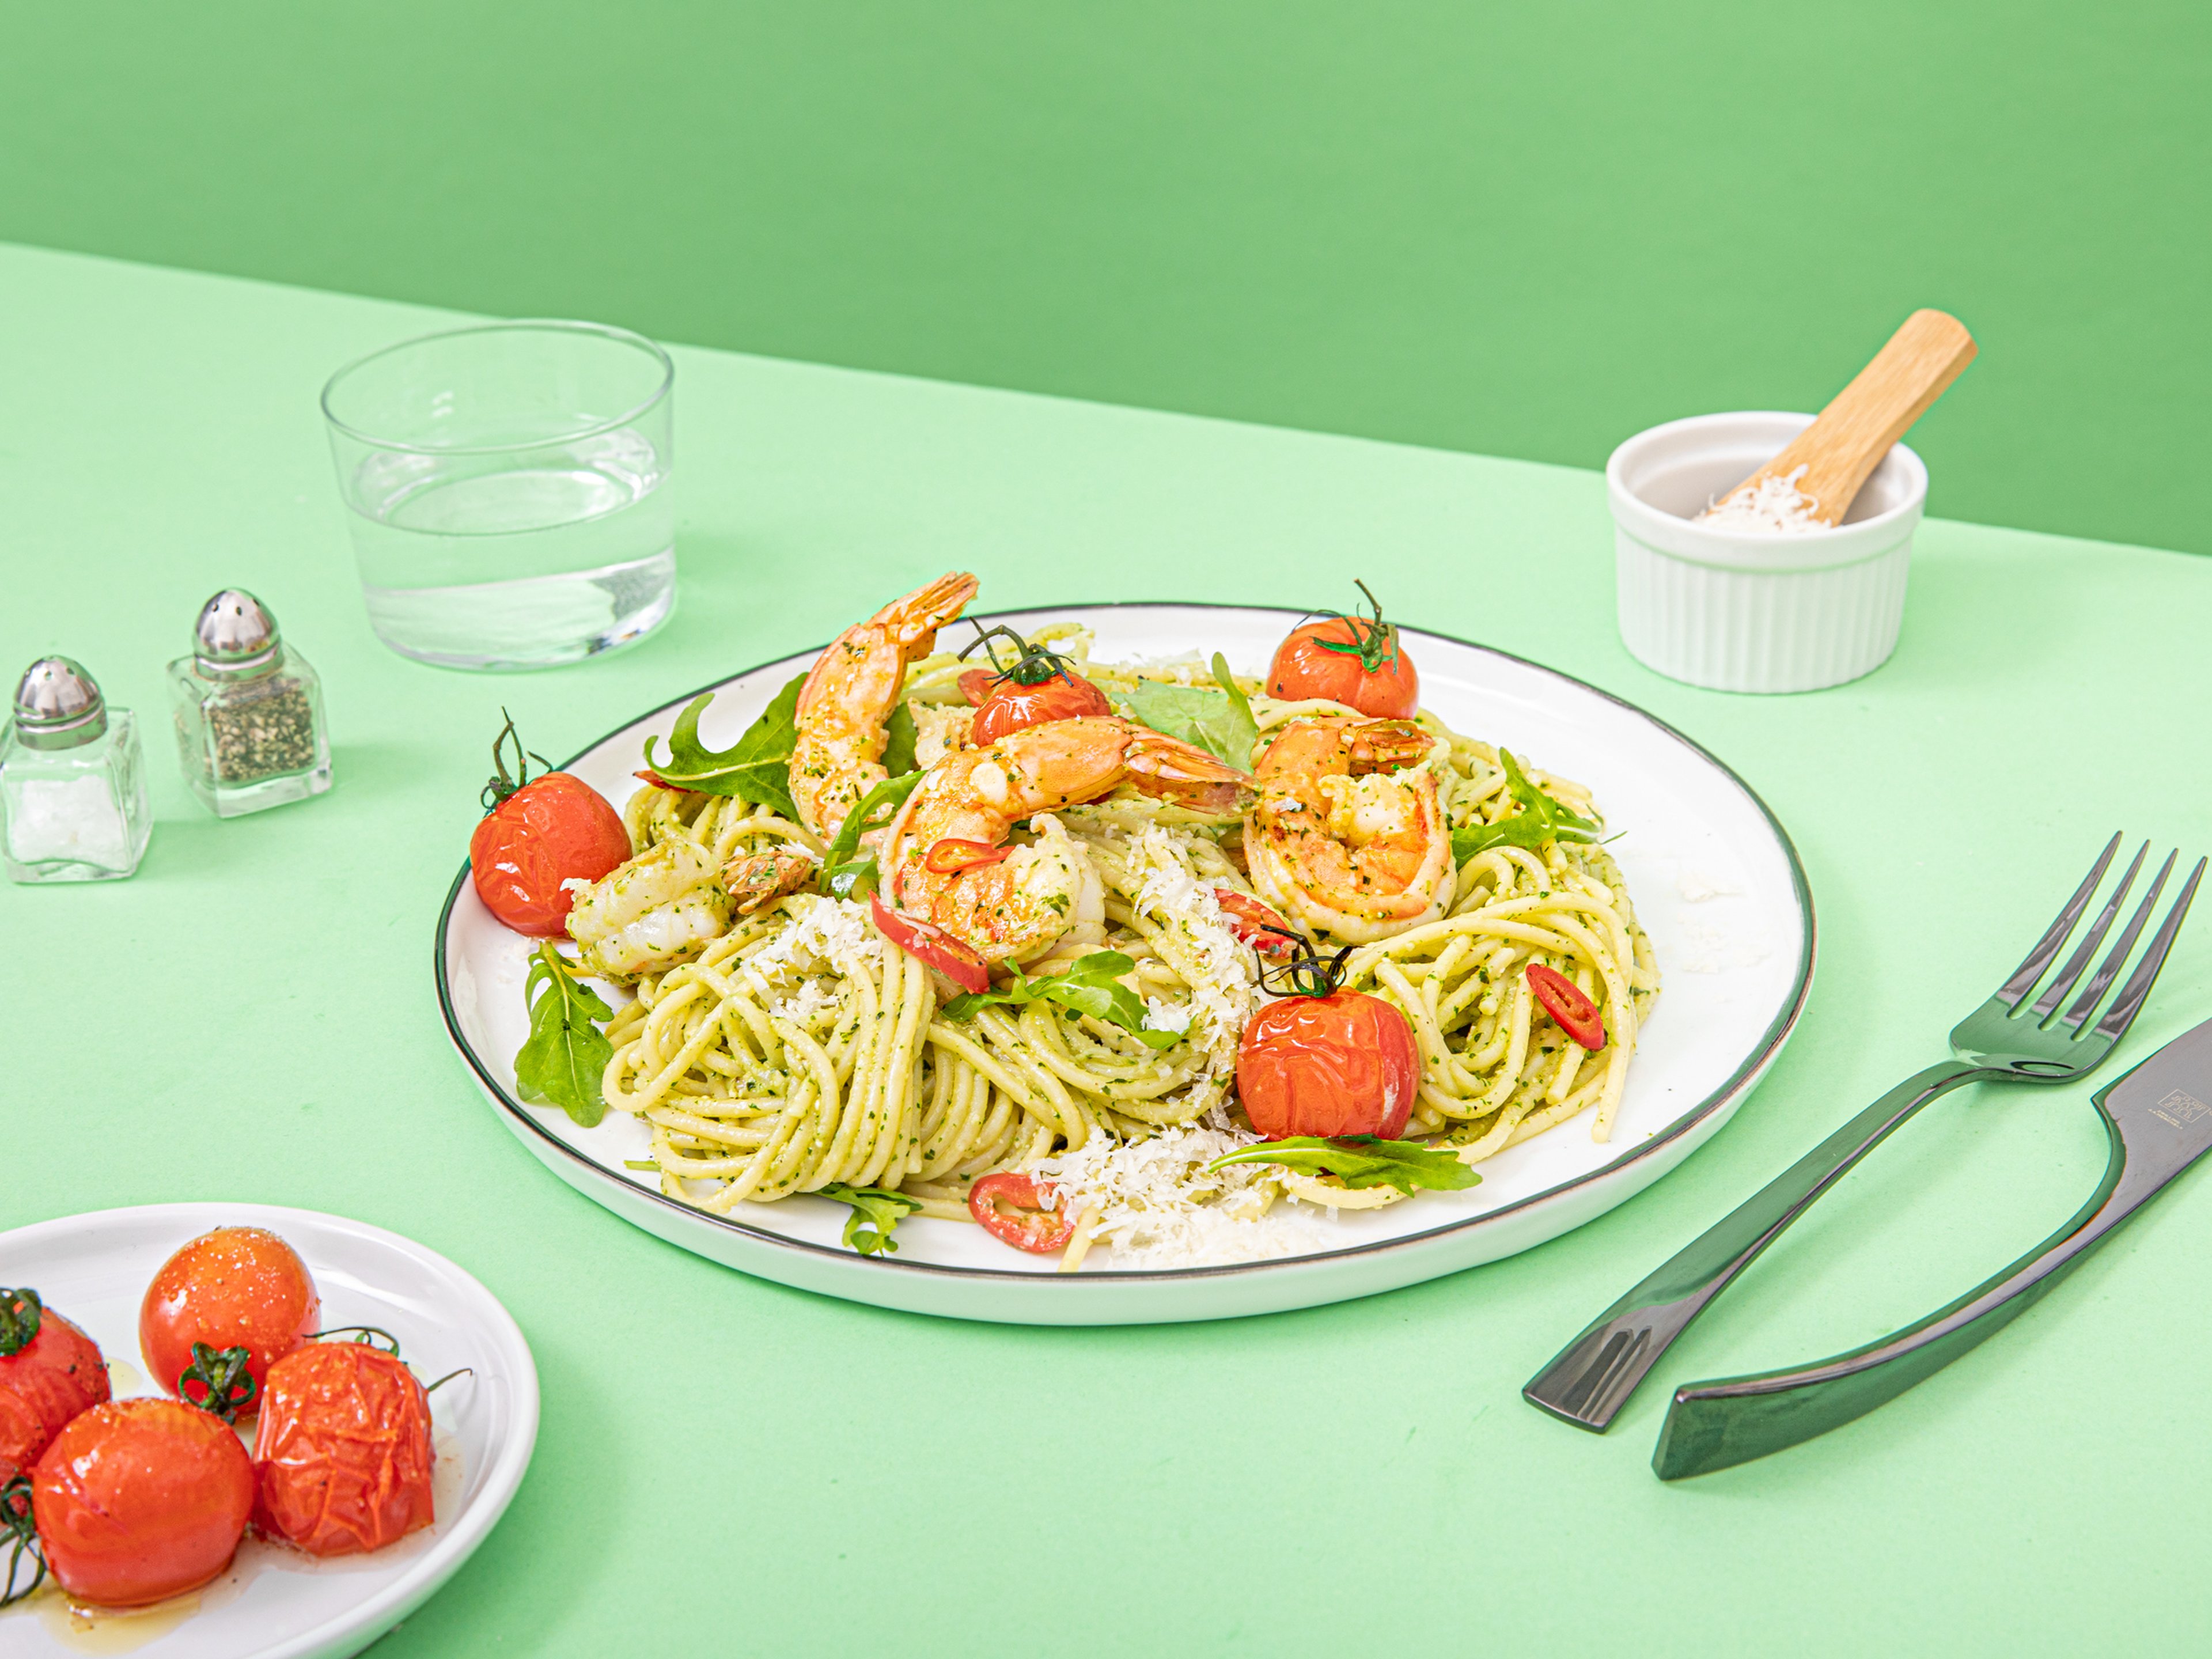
[1,709,152,882]
[167,643,332,817]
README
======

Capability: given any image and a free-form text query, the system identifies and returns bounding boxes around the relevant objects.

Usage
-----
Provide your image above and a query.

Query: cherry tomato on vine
[141,1228,320,1407]
[1236,934,1422,1139]
[1525,963,1607,1051]
[0,1290,109,1485]
[869,893,990,994]
[252,1340,435,1557]
[468,711,632,937]
[968,1173,1075,1253]
[1213,889,1298,957]
[32,1399,254,1607]
[1267,581,1419,719]
[959,626,1113,743]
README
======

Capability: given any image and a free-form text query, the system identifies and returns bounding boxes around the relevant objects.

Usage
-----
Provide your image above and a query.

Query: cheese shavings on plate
[1122,824,1255,1070]
[1034,1120,1327,1269]
[738,895,874,1016]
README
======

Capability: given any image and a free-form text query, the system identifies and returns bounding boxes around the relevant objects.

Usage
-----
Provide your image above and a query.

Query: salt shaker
[1,657,153,883]
[166,590,331,817]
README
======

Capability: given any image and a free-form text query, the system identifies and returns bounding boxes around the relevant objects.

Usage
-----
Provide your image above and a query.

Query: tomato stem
[1,1476,44,1609]
[1307,579,1401,676]
[1255,929,1354,998]
[959,623,1086,688]
[425,1367,474,1395]
[177,1342,259,1423]
[0,1288,40,1358]
[481,709,554,812]
[306,1325,403,1356]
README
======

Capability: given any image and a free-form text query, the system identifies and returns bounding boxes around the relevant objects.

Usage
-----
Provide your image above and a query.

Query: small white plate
[438,603,1815,1324]
[1,1203,538,1659]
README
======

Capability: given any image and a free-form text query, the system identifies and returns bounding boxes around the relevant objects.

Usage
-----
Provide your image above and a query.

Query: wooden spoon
[1710,308,1977,525]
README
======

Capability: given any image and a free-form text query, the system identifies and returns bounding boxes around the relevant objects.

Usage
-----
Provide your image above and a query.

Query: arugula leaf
[882,700,919,777]
[816,1183,922,1255]
[1449,748,1601,864]
[820,770,925,900]
[514,942,615,1128]
[1203,1135,1480,1196]
[1119,652,1259,772]
[941,949,1182,1050]
[640,673,806,819]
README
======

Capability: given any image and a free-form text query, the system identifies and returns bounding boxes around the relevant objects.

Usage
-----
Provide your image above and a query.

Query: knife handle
[1651,1077,2212,1480]
[1524,1060,1980,1433]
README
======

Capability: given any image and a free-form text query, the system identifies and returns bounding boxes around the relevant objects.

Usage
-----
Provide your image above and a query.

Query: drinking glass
[321,320,676,670]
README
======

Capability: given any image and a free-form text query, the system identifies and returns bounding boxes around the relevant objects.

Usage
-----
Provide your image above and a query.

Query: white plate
[437,604,1814,1324]
[1,1203,538,1658]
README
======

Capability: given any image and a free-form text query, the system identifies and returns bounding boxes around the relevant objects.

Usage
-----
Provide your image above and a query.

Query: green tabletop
[7,240,2212,1655]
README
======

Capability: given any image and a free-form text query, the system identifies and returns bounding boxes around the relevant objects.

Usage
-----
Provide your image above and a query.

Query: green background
[2,1,2207,552]
[6,243,2212,1654]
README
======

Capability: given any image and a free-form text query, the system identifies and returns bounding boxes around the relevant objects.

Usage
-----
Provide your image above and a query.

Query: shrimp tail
[724,847,818,916]
[1343,719,1433,773]
[877,570,980,654]
[1119,725,1255,812]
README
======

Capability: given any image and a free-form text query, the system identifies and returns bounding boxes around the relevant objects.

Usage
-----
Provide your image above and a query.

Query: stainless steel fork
[1524,834,2203,1442]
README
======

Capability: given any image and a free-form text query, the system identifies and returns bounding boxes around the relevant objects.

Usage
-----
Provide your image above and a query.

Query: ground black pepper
[201,675,319,783]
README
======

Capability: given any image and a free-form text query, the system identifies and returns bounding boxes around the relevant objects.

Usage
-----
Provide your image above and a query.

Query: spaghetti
[577,625,1659,1260]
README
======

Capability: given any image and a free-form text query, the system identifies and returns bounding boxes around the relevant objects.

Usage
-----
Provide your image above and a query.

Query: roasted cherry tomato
[968,1173,1075,1253]
[141,1228,320,1408]
[1526,963,1607,1051]
[0,1290,110,1484]
[1237,991,1420,1139]
[32,1399,254,1607]
[924,838,1013,876]
[1213,889,1298,956]
[959,626,1113,744]
[1267,582,1419,719]
[252,1341,435,1558]
[468,713,632,937]
[870,893,990,993]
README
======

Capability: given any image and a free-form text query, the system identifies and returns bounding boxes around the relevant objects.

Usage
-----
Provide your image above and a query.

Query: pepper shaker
[166,590,331,817]
[1,657,153,883]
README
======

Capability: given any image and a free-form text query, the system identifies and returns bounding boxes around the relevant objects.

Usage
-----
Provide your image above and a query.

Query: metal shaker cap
[12,657,108,749]
[194,589,282,676]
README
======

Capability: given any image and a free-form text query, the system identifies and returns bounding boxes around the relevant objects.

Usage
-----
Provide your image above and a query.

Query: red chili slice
[957,669,998,707]
[869,894,990,993]
[1214,889,1298,956]
[967,1173,1074,1253]
[1525,963,1607,1051]
[924,838,1013,876]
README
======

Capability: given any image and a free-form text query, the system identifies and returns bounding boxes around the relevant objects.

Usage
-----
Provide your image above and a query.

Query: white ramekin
[1607,411,1927,694]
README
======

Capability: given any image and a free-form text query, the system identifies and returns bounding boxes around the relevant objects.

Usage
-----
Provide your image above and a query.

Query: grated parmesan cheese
[740,895,874,1002]
[1142,997,1193,1035]
[1122,825,1255,1068]
[1035,1120,1327,1269]
[1698,465,1828,534]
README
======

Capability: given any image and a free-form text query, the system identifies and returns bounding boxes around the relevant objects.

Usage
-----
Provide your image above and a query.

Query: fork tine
[2062,851,2172,1029]
[2032,843,2147,1022]
[1998,833,2120,1009]
[2091,857,2205,1041]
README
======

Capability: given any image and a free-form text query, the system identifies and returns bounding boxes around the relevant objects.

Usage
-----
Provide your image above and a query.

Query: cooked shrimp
[724,846,817,916]
[883,717,1251,964]
[567,839,733,979]
[790,571,979,839]
[1244,716,1455,945]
